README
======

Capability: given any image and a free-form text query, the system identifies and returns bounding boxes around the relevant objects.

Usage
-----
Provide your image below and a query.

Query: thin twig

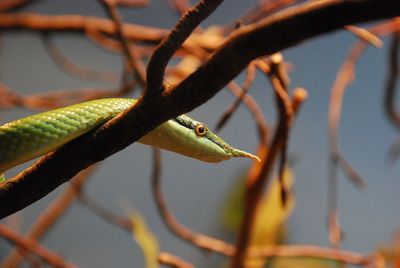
[327,19,400,247]
[151,148,234,254]
[169,0,192,16]
[0,13,222,53]
[146,0,223,98]
[388,136,400,163]
[0,0,33,11]
[233,0,301,29]
[384,32,400,128]
[41,33,119,84]
[77,191,133,231]
[215,61,257,132]
[18,87,128,110]
[345,25,383,48]
[101,0,147,85]
[0,83,22,108]
[270,54,293,207]
[158,252,194,268]
[0,224,78,268]
[111,0,149,8]
[329,19,400,186]
[226,81,270,140]
[1,165,98,268]
[248,245,382,266]
[2,59,136,110]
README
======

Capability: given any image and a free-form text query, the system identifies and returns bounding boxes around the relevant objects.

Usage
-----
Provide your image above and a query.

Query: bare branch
[345,25,383,48]
[230,52,301,268]
[384,32,400,128]
[101,0,147,85]
[226,81,270,140]
[215,61,257,131]
[0,13,168,43]
[158,252,194,268]
[248,245,383,266]
[327,18,400,247]
[77,191,133,231]
[146,0,223,98]
[1,166,98,268]
[0,0,34,11]
[0,224,78,268]
[151,148,234,254]
[41,33,119,84]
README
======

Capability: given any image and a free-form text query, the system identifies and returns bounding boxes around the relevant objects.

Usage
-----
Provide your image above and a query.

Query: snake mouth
[230,148,261,162]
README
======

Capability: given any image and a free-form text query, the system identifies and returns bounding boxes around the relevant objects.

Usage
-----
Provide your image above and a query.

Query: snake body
[0,98,258,174]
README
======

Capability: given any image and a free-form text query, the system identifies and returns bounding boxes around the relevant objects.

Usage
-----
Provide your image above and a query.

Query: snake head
[139,114,260,163]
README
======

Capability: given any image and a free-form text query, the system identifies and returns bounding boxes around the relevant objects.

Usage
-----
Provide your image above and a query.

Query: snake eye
[195,124,207,137]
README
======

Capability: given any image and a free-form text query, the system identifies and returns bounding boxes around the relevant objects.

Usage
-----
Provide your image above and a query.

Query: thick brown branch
[0,0,399,218]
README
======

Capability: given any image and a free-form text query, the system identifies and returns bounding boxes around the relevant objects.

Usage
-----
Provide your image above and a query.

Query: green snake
[0,98,259,177]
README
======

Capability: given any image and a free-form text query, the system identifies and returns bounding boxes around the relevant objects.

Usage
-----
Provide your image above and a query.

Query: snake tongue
[231,148,260,162]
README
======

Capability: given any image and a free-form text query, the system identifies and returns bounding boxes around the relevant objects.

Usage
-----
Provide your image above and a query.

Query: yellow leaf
[123,206,159,268]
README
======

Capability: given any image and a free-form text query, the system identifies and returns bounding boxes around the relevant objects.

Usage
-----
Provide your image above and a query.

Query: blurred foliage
[221,166,296,267]
[126,208,160,268]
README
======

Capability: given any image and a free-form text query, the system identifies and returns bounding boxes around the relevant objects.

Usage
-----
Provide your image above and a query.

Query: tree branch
[101,0,147,85]
[1,0,399,218]
[0,224,77,268]
[384,32,400,128]
[1,166,98,268]
[146,0,223,97]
